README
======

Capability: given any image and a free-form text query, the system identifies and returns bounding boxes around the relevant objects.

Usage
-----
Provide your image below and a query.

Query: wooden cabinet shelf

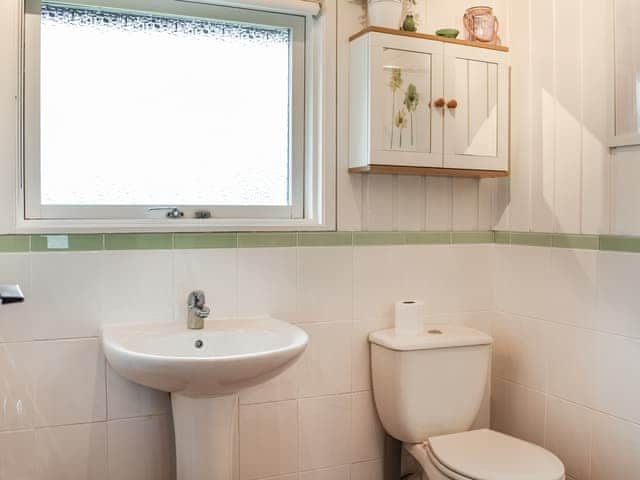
[349,165,509,178]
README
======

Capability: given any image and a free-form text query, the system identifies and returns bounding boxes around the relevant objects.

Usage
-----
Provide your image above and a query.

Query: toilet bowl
[369,325,565,480]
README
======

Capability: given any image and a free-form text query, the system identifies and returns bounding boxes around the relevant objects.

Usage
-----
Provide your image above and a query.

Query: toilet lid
[428,429,565,480]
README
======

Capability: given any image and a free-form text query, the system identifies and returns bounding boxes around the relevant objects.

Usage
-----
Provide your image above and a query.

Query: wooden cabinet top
[349,26,509,53]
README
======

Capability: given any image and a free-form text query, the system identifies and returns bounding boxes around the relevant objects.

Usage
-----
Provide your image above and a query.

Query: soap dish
[436,28,460,39]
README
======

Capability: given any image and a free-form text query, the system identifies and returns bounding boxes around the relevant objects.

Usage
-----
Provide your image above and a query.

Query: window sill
[13,217,335,234]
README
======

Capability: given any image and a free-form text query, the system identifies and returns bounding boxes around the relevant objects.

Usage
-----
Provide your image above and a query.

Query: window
[23,0,310,223]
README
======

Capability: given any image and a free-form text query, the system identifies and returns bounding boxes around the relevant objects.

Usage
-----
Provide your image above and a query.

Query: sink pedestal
[172,393,239,480]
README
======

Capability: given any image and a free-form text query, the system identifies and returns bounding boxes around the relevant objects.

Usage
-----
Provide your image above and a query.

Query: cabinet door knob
[447,99,458,109]
[432,97,446,108]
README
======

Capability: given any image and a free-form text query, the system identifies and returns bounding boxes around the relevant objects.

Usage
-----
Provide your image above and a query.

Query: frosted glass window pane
[40,4,292,206]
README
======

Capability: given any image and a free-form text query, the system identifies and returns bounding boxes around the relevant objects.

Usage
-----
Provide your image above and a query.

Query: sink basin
[102,316,308,397]
[102,316,308,480]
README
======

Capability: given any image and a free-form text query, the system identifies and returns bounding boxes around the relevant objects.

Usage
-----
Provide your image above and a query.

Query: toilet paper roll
[394,300,425,334]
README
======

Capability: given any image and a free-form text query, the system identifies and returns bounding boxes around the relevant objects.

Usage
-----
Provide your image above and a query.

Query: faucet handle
[188,290,206,309]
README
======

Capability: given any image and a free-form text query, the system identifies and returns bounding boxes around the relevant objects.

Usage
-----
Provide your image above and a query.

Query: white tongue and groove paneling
[553,0,582,234]
[529,0,556,234]
[581,0,611,235]
[507,0,532,232]
[499,0,619,236]
[394,176,427,231]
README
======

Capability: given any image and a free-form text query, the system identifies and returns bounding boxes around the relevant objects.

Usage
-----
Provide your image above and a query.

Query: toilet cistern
[187,290,210,329]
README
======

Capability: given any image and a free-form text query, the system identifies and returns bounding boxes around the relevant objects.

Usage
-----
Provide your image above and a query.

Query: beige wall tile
[237,247,297,320]
[299,395,351,471]
[29,252,105,340]
[545,397,592,480]
[299,322,352,398]
[491,377,546,446]
[37,423,109,480]
[546,323,595,407]
[592,332,640,424]
[591,412,640,480]
[548,249,597,328]
[107,416,174,480]
[491,312,548,391]
[239,400,298,480]
[297,247,353,324]
[0,429,40,479]
[351,391,385,463]
[596,252,640,338]
[106,365,170,420]
[4,339,106,427]
[100,251,174,326]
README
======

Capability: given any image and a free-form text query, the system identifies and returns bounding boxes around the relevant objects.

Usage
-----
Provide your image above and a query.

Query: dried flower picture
[383,50,427,151]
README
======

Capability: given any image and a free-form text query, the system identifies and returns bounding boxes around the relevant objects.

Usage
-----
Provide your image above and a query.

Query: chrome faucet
[187,290,210,329]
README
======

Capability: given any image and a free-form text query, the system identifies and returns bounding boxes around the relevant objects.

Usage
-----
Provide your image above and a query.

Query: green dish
[436,28,460,39]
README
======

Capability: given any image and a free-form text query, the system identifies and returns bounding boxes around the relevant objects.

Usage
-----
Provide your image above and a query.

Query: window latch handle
[147,207,184,218]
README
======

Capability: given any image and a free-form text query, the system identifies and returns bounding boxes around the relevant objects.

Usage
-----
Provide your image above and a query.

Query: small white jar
[368,0,403,29]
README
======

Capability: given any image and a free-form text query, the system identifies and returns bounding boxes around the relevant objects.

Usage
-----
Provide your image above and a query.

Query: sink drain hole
[194,339,204,349]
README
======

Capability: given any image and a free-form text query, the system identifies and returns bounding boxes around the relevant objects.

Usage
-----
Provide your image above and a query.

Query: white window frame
[2,0,336,233]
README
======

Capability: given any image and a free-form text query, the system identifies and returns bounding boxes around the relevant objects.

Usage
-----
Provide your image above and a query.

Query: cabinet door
[443,44,509,171]
[370,33,444,167]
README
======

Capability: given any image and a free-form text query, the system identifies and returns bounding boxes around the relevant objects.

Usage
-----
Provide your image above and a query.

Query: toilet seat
[410,429,565,480]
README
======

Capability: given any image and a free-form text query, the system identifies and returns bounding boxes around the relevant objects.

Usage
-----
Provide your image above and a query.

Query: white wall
[0,240,493,479]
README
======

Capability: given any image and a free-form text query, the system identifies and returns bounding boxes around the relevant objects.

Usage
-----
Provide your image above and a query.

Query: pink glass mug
[463,6,499,43]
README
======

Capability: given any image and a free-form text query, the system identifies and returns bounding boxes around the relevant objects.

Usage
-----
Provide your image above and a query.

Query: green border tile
[174,233,237,249]
[494,231,511,244]
[452,231,495,244]
[237,233,298,248]
[405,232,451,245]
[298,232,353,247]
[31,234,103,252]
[552,234,599,250]
[16,230,640,253]
[0,235,30,253]
[599,235,640,253]
[510,232,553,247]
[353,232,406,246]
[105,233,173,250]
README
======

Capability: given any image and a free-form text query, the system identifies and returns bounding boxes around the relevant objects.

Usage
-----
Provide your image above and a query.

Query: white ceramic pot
[368,0,403,29]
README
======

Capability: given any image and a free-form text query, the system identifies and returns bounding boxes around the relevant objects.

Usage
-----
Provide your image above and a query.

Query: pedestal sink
[102,316,308,480]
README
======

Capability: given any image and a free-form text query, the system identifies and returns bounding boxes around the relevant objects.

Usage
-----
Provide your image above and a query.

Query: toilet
[369,325,565,480]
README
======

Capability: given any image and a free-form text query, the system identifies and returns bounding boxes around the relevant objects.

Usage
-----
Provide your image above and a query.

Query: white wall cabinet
[349,28,510,177]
